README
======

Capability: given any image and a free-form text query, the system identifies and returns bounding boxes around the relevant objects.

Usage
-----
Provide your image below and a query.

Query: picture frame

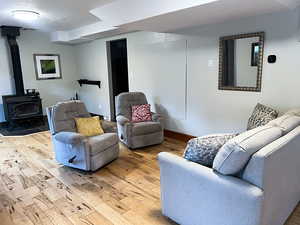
[34,54,62,80]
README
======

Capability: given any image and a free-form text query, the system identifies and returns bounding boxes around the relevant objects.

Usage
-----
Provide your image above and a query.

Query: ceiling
[0,0,300,43]
[0,0,114,31]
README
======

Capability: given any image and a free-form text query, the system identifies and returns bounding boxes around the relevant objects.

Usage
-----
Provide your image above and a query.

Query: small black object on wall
[77,79,101,88]
[268,55,276,63]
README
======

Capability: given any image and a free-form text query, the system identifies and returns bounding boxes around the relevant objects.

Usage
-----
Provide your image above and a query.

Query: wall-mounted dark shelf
[77,79,101,88]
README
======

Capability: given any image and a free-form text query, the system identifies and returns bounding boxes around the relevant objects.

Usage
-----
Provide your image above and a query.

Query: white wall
[75,32,187,121]
[75,37,112,118]
[0,30,79,122]
[181,9,300,136]
[75,9,300,136]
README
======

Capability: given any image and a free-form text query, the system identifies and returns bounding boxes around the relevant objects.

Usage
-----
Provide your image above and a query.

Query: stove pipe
[1,26,25,96]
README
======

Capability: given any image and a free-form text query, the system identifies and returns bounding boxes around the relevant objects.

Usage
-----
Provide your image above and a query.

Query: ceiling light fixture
[12,10,40,21]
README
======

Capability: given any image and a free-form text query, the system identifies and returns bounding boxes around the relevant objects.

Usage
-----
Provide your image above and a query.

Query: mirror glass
[219,32,264,92]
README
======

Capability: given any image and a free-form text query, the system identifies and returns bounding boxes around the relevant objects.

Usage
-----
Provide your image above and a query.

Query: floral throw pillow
[131,104,152,122]
[183,133,238,167]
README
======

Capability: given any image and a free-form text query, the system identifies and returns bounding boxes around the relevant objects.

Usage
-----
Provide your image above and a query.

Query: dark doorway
[107,38,129,121]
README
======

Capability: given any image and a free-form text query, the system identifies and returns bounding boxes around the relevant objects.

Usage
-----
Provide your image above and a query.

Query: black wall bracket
[77,79,101,88]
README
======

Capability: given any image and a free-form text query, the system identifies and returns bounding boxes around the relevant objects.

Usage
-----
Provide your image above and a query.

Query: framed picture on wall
[34,54,62,80]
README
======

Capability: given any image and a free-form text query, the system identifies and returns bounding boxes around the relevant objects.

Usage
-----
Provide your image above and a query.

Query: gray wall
[0,30,79,122]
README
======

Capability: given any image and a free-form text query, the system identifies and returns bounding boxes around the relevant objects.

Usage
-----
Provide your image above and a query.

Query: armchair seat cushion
[87,133,119,156]
[132,121,162,136]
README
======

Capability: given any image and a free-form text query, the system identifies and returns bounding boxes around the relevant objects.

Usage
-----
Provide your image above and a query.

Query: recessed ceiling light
[12,10,40,21]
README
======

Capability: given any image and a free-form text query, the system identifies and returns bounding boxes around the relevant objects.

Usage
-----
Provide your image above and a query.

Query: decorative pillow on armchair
[247,103,278,130]
[131,104,152,122]
[74,116,104,137]
[183,133,238,167]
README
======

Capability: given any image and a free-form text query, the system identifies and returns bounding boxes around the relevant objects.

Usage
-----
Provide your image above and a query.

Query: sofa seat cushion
[247,103,278,130]
[87,133,119,156]
[213,125,282,175]
[132,121,162,136]
[183,133,238,167]
[268,114,300,135]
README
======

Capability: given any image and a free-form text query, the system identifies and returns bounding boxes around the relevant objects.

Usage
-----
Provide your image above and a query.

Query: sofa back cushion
[285,108,300,117]
[213,126,282,175]
[268,114,300,135]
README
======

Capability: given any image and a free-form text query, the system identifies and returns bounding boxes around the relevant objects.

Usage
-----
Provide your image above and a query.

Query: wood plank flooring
[0,131,299,225]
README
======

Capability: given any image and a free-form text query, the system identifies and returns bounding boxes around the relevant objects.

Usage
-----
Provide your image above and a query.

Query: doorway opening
[107,38,129,121]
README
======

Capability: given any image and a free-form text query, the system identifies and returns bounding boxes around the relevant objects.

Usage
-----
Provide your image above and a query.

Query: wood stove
[1,26,43,128]
[2,94,43,122]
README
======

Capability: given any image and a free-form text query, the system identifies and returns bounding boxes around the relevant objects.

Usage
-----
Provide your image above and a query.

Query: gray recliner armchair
[115,92,164,149]
[46,101,119,171]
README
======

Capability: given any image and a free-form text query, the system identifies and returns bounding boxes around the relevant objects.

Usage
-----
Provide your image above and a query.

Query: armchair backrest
[115,92,148,119]
[46,100,90,135]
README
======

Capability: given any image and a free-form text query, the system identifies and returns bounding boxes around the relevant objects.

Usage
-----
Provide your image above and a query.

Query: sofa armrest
[54,132,86,145]
[158,152,263,225]
[116,115,130,126]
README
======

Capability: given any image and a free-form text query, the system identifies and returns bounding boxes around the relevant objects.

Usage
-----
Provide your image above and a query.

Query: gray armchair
[46,101,119,171]
[115,92,164,149]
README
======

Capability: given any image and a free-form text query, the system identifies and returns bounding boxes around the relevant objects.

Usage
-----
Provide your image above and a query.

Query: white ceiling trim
[90,0,218,26]
[51,0,219,43]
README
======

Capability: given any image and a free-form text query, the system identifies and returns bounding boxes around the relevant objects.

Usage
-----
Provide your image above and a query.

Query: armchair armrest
[158,152,263,225]
[152,112,164,129]
[116,115,130,126]
[54,131,86,145]
[151,112,162,122]
[101,120,117,133]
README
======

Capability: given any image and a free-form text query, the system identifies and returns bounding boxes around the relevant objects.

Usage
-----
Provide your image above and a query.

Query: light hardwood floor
[0,131,299,225]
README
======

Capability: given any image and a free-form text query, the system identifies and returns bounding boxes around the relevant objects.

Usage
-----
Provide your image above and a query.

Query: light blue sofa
[159,124,300,225]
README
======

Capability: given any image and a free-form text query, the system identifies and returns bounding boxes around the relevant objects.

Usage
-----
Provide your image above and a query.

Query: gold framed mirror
[218,32,265,92]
